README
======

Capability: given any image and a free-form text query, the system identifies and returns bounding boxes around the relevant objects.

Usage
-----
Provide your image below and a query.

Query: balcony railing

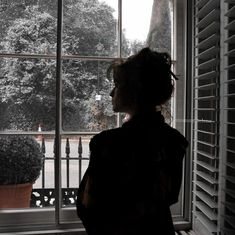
[30,135,92,207]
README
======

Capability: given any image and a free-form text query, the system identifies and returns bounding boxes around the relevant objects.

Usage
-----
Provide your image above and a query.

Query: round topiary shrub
[0,135,43,185]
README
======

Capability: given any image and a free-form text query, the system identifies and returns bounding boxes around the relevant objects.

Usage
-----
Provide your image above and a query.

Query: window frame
[171,0,192,230]
[0,0,191,233]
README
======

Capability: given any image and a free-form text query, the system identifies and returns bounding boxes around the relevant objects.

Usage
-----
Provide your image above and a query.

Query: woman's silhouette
[76,47,188,235]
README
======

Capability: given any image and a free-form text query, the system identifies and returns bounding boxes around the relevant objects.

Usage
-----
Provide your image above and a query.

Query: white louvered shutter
[221,0,235,234]
[193,0,221,234]
[192,0,235,234]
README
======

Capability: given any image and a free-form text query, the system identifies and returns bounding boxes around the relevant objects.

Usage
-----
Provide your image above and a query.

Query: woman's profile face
[110,76,133,114]
[110,83,126,113]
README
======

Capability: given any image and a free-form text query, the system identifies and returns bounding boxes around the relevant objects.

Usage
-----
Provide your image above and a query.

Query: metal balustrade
[30,135,91,207]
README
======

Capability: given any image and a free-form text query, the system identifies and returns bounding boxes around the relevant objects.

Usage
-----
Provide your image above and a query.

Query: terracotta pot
[0,183,33,209]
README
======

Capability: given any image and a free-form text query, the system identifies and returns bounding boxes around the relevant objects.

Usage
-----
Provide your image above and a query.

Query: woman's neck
[126,106,157,120]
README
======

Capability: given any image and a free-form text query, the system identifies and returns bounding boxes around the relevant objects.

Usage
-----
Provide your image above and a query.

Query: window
[0,0,189,233]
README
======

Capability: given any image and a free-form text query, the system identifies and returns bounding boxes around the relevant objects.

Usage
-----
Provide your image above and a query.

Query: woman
[76,47,188,235]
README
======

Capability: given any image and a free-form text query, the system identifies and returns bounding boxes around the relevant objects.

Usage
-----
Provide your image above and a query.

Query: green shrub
[0,135,43,185]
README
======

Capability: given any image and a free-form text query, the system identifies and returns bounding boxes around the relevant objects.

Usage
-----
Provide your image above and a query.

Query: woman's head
[108,47,177,114]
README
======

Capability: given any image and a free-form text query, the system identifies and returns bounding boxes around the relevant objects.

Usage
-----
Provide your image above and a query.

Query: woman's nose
[110,88,114,97]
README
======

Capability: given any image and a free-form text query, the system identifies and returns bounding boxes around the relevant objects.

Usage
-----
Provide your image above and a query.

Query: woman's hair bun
[108,47,178,106]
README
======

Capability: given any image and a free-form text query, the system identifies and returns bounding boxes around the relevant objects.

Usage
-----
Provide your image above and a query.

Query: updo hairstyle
[107,47,178,109]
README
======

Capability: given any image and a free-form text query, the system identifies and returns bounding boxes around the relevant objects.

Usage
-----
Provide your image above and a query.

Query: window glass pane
[0,0,57,55]
[0,58,56,132]
[62,59,117,132]
[63,0,118,57]
[0,56,56,210]
[122,0,173,57]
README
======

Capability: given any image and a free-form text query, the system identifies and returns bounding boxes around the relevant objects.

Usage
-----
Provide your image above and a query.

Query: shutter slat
[193,150,218,159]
[194,191,218,208]
[194,108,217,111]
[194,181,218,196]
[196,0,209,9]
[223,202,235,214]
[227,148,235,153]
[196,9,220,28]
[195,140,217,148]
[224,189,235,199]
[225,176,235,184]
[196,46,218,60]
[225,34,235,44]
[195,212,217,233]
[195,34,219,49]
[195,129,216,136]
[195,95,217,100]
[227,135,235,140]
[225,5,235,17]
[196,0,220,19]
[225,0,235,3]
[194,160,218,173]
[195,170,218,184]
[225,19,235,30]
[221,228,235,235]
[195,58,217,70]
[227,162,235,170]
[227,149,235,154]
[196,120,217,124]
[225,64,235,71]
[195,22,220,39]
[225,79,235,84]
[195,201,218,221]
[224,216,235,229]
[225,93,235,97]
[225,48,235,57]
[195,83,216,89]
[195,70,217,80]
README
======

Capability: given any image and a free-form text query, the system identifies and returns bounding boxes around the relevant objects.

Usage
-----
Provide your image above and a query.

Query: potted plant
[0,135,43,208]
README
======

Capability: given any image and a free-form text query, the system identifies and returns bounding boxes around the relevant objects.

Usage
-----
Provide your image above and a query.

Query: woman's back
[77,112,188,235]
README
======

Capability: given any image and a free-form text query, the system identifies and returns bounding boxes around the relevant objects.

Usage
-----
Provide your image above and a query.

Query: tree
[0,0,141,131]
[0,0,57,42]
[62,0,118,130]
[63,0,117,56]
[0,6,57,130]
[0,1,118,131]
[146,0,172,53]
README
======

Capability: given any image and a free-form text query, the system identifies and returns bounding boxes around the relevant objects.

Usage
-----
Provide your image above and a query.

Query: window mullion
[55,0,63,226]
[118,0,122,58]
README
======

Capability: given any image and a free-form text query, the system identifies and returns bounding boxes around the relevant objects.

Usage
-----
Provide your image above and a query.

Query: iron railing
[31,135,92,207]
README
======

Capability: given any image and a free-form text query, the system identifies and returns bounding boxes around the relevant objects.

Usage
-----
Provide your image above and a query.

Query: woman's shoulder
[89,127,126,147]
[164,124,188,143]
[161,124,189,155]
[94,127,124,138]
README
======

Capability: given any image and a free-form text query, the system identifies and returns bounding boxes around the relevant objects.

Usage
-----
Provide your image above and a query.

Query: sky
[101,0,153,41]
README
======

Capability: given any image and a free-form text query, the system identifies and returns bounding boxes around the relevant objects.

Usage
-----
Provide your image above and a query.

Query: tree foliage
[0,0,154,131]
[0,1,118,131]
[146,0,171,53]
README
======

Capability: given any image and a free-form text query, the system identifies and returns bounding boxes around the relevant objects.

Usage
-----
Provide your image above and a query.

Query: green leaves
[0,136,43,185]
